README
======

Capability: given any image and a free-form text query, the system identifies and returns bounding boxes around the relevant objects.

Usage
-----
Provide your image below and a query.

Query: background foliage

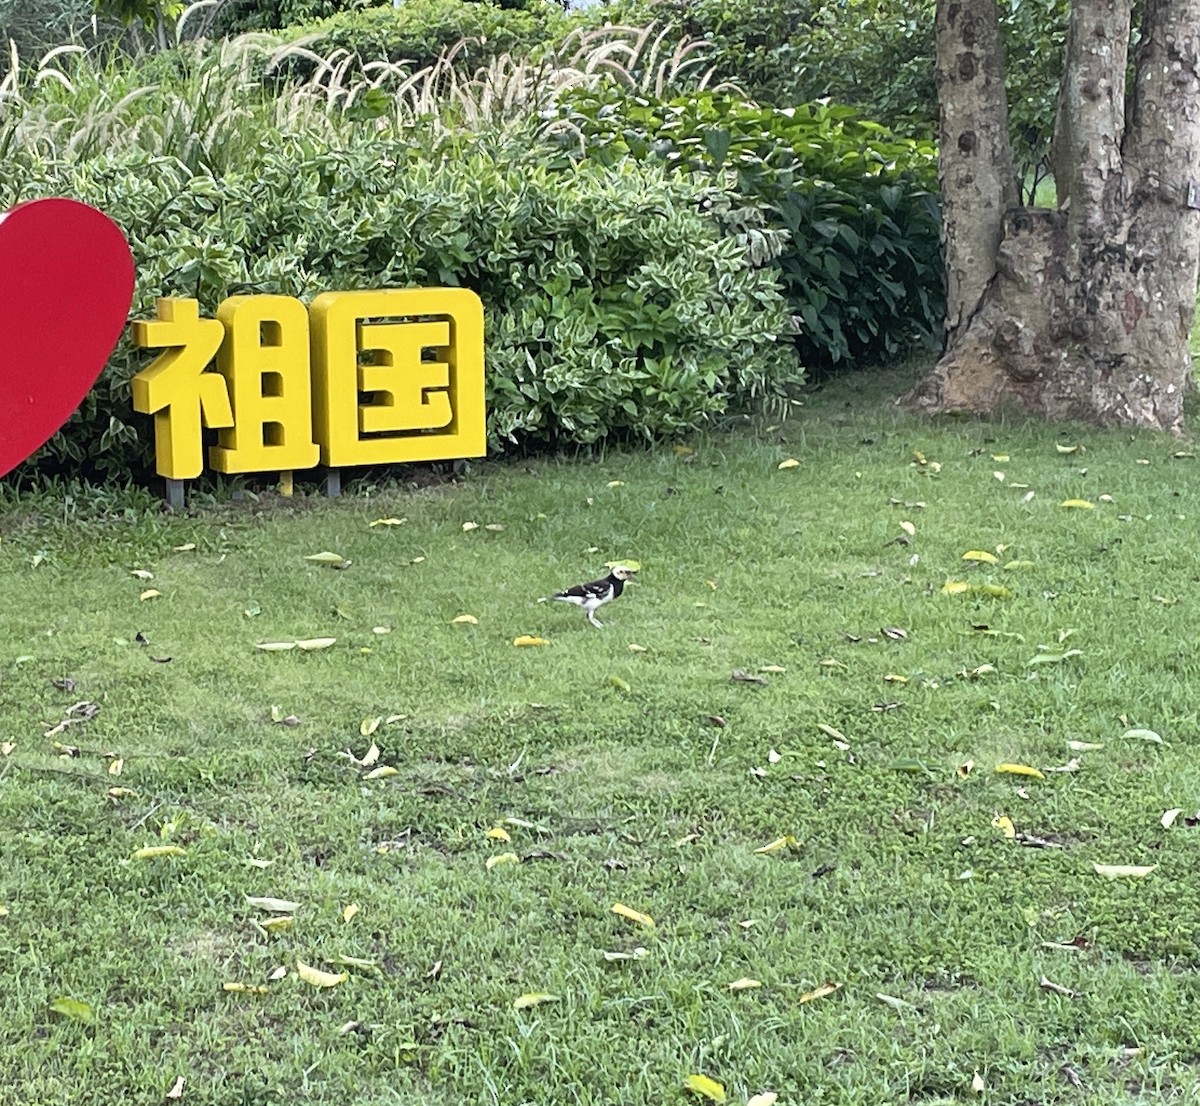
[550,89,942,368]
[272,0,568,78]
[567,0,1067,193]
[0,0,1078,482]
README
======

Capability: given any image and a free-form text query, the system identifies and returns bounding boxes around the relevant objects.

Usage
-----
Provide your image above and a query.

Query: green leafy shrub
[279,0,567,75]
[0,128,799,481]
[548,89,942,369]
[567,0,1066,194]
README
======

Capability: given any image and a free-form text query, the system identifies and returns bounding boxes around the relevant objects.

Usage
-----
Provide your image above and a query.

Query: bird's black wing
[554,576,613,601]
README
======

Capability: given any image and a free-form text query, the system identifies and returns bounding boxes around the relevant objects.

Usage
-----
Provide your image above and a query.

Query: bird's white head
[610,565,638,581]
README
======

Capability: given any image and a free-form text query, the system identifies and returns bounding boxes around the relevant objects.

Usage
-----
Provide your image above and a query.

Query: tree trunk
[936,0,1019,344]
[903,0,1200,431]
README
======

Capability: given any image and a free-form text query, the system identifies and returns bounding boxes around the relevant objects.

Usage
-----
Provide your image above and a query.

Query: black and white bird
[539,565,637,628]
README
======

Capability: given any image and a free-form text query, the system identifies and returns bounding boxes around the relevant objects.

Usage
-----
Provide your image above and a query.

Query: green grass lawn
[3,368,1200,1105]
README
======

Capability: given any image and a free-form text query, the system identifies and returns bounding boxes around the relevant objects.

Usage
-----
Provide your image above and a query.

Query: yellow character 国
[309,288,485,468]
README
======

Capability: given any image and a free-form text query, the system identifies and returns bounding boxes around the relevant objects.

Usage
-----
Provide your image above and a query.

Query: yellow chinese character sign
[131,288,485,480]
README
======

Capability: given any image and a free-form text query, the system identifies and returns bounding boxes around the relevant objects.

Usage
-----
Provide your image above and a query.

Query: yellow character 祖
[131,298,234,480]
[209,295,319,474]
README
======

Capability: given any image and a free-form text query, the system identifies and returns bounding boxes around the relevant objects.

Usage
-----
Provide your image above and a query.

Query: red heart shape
[0,198,135,478]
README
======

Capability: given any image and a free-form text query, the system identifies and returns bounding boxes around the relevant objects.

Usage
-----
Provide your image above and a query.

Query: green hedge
[1,131,800,482]
[548,90,943,369]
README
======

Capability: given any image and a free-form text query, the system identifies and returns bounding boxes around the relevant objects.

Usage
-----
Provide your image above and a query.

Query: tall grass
[0,8,729,174]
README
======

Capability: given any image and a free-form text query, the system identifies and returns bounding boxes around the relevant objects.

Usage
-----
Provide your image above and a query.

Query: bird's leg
[588,611,603,628]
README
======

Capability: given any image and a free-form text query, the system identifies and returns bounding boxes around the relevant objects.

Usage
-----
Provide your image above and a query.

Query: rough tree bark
[935,0,1018,345]
[902,0,1200,430]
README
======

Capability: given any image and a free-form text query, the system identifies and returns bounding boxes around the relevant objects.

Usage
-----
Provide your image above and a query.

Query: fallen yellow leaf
[727,977,763,992]
[260,916,293,934]
[1055,443,1079,454]
[996,763,1045,780]
[222,982,269,994]
[485,852,519,870]
[462,521,479,532]
[452,614,479,624]
[611,902,655,928]
[777,458,801,470]
[295,960,348,988]
[487,826,512,842]
[753,835,798,855]
[992,815,1016,838]
[360,716,381,737]
[962,550,999,564]
[899,520,916,537]
[513,992,559,1009]
[363,765,398,780]
[682,1074,726,1102]
[368,517,407,527]
[513,635,550,647]
[798,981,842,1004]
[940,580,1012,598]
[139,589,161,601]
[131,845,186,860]
[107,757,124,777]
[1060,499,1095,509]
[342,903,359,924]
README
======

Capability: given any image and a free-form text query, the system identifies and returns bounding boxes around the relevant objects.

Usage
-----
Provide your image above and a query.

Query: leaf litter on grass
[10,402,1200,1103]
